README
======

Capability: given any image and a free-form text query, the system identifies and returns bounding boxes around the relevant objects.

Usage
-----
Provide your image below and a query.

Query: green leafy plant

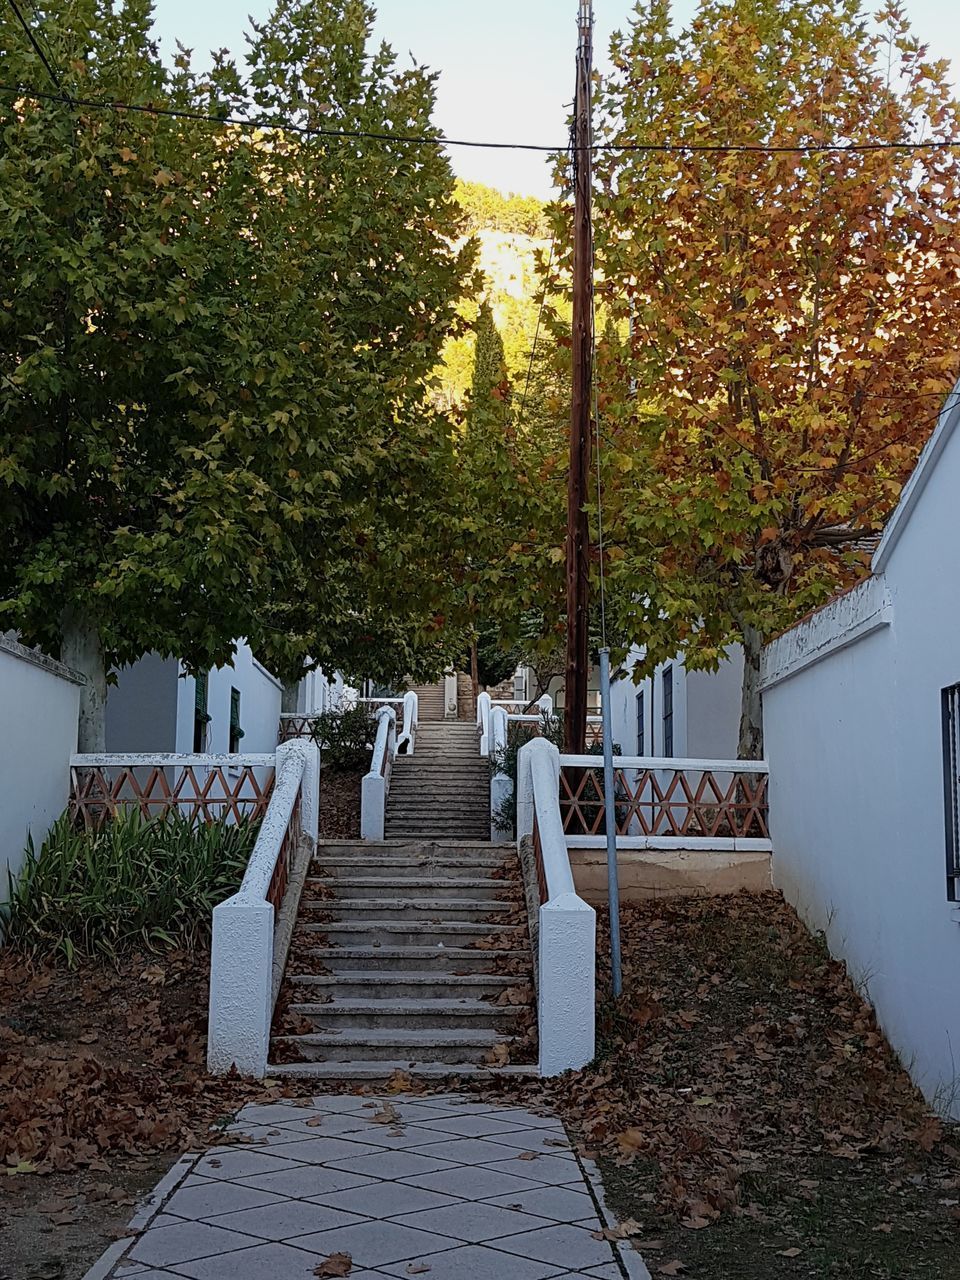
[309,704,377,772]
[1,810,257,965]
[492,712,565,835]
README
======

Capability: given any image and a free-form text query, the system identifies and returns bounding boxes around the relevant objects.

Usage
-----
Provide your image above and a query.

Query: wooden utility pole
[564,0,595,754]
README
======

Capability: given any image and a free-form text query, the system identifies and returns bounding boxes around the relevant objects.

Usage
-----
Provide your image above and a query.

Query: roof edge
[872,379,960,574]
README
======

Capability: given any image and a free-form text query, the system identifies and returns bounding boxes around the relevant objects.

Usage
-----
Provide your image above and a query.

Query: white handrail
[477,689,492,756]
[516,738,595,1076]
[396,690,419,756]
[361,706,397,840]
[208,737,320,1078]
[71,752,276,766]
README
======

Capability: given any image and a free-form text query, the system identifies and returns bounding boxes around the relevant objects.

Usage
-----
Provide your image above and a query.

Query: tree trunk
[469,641,479,704]
[281,679,300,714]
[60,608,108,752]
[737,623,764,759]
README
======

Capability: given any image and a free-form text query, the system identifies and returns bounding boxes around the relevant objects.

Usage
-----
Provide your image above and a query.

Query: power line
[3,80,960,156]
[4,2,61,90]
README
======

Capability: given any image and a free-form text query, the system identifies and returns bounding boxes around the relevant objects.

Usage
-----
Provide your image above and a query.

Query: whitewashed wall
[175,641,283,754]
[762,410,960,1116]
[0,638,81,900]
[610,646,742,759]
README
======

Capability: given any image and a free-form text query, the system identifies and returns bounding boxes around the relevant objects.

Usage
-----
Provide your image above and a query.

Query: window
[662,665,674,757]
[636,689,645,756]
[229,687,244,753]
[943,683,960,901]
[192,671,209,753]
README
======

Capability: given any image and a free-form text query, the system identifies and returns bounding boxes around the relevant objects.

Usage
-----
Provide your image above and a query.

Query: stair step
[289,999,522,1030]
[273,1028,516,1064]
[299,946,528,972]
[314,861,510,879]
[266,1060,539,1081]
[288,972,518,997]
[306,878,508,899]
[304,899,513,923]
[305,922,521,946]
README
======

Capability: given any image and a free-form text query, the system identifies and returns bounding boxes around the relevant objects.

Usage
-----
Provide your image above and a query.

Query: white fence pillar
[300,739,320,843]
[539,893,596,1076]
[444,668,458,719]
[361,772,386,840]
[208,898,274,1076]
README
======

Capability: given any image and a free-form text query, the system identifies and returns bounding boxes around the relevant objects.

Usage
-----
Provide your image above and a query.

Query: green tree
[0,0,472,745]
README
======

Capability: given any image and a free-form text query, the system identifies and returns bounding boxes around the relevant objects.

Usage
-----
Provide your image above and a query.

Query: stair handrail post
[361,705,396,841]
[477,690,492,756]
[397,690,418,756]
[444,667,458,720]
[489,704,512,845]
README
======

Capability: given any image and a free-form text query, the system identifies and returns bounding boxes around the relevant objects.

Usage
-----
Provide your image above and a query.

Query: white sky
[150,0,960,198]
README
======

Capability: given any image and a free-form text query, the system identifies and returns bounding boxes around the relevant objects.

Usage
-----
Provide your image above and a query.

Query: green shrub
[492,712,565,835]
[309,703,377,771]
[1,809,258,965]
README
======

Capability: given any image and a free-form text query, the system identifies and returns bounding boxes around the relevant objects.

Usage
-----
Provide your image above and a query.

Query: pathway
[83,1092,650,1280]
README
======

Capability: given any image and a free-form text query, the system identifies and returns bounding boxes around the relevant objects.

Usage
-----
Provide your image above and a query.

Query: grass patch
[2,809,257,964]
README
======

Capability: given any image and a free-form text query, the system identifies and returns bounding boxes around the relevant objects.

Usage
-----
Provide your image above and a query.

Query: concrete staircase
[386,720,489,842]
[407,681,445,721]
[269,840,536,1078]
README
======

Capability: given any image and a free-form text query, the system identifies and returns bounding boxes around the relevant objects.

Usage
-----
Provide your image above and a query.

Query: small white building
[106,641,285,755]
[527,648,744,758]
[761,381,960,1117]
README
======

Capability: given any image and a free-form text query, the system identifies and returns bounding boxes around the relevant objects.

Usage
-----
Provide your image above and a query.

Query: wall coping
[0,634,85,686]
[760,575,892,692]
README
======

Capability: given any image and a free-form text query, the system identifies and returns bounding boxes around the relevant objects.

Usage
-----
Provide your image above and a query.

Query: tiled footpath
[83,1093,650,1280]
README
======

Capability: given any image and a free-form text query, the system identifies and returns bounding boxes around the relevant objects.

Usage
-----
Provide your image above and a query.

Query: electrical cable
[3,79,960,155]
[4,1,61,89]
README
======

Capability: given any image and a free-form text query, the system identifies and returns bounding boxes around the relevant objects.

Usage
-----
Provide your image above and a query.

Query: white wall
[106,653,179,752]
[0,639,81,900]
[761,416,960,1115]
[686,646,743,759]
[176,641,283,754]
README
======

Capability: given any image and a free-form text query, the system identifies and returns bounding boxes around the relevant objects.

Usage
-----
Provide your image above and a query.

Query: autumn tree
[0,0,472,745]
[592,0,960,754]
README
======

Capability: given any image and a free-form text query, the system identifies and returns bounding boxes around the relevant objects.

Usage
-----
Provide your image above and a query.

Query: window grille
[193,671,209,753]
[229,686,244,753]
[662,665,674,757]
[943,683,960,901]
[636,689,645,756]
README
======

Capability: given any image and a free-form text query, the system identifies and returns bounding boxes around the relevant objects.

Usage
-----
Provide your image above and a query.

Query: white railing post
[207,737,311,1078]
[361,706,396,841]
[524,738,596,1076]
[208,898,274,1077]
[536,693,553,716]
[477,690,492,756]
[516,737,536,846]
[301,738,320,843]
[444,668,458,719]
[397,690,419,756]
[489,705,511,845]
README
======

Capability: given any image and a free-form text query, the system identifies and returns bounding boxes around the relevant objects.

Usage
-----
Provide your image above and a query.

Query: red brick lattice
[69,763,275,830]
[559,766,769,839]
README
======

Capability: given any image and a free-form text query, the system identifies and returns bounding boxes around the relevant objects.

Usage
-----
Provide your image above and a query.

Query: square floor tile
[327,1123,457,1150]
[496,1223,616,1272]
[585,1265,629,1278]
[170,1241,324,1279]
[325,1149,458,1181]
[269,1111,378,1139]
[482,1155,585,1186]
[402,1165,544,1201]
[310,1094,371,1112]
[413,1113,531,1138]
[310,1182,460,1220]
[129,1220,259,1268]
[225,1124,316,1147]
[485,1185,597,1222]
[398,1200,555,1243]
[232,1165,376,1199]
[193,1149,305,1182]
[205,1199,365,1241]
[163,1181,285,1221]
[406,1136,526,1165]
[264,1135,384,1165]
[492,1128,574,1152]
[292,1219,457,1268]
[231,1102,310,1126]
[376,1243,562,1279]
[484,1107,560,1128]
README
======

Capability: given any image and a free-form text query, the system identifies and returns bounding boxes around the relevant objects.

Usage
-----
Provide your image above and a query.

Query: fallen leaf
[658,1262,686,1275]
[314,1253,352,1277]
[680,1216,710,1230]
[777,1248,803,1257]
[406,1265,431,1275]
[517,1151,539,1161]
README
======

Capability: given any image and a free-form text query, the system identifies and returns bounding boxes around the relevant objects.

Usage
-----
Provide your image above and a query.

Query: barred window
[662,665,674,757]
[943,683,960,901]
